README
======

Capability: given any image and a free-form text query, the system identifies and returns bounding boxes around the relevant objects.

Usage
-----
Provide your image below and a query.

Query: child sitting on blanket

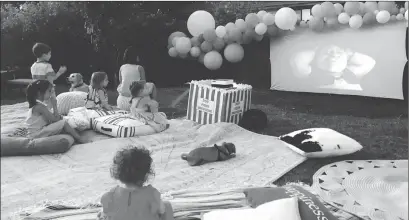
[129,81,169,132]
[99,146,174,220]
[85,72,115,111]
[25,80,89,143]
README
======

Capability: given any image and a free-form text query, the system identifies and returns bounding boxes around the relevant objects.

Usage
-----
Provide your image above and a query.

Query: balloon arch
[168,1,409,71]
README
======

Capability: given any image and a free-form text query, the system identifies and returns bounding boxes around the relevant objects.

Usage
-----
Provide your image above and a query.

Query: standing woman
[116,46,157,111]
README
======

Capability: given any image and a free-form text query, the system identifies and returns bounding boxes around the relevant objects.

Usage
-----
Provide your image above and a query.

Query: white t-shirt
[117,64,141,97]
[31,61,55,84]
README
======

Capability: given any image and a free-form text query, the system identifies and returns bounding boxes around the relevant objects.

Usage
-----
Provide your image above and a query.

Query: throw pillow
[244,185,337,220]
[279,128,363,158]
[203,197,301,220]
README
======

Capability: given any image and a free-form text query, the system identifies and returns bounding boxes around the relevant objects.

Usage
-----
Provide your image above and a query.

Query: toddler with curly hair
[99,146,174,220]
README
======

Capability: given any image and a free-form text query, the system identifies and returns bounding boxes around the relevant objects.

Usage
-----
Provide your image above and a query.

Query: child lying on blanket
[99,146,174,220]
[128,81,169,132]
[25,80,90,143]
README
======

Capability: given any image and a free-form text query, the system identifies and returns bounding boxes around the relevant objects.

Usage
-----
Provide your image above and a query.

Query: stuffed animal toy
[181,142,236,166]
[239,109,268,133]
[67,73,89,93]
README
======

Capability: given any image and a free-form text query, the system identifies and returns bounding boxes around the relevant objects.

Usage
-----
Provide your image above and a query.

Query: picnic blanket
[312,160,408,220]
[1,102,307,219]
[17,183,359,220]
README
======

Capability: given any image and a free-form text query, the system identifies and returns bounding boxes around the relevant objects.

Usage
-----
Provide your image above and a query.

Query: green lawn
[1,85,407,186]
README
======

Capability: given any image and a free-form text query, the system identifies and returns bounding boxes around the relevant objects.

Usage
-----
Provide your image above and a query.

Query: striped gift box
[187,80,252,125]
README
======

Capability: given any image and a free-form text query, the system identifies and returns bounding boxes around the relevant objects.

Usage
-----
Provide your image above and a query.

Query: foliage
[207,2,267,26]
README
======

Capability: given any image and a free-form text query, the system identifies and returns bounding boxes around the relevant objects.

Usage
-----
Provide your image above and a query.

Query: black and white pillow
[279,128,363,158]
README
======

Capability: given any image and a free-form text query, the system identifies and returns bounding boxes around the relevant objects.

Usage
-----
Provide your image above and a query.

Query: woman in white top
[117,46,157,111]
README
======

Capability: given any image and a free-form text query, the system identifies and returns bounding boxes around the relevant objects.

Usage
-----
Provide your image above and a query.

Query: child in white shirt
[31,42,67,116]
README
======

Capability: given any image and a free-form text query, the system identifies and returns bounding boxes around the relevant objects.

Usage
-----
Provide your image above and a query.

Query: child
[25,80,90,144]
[99,146,174,220]
[116,46,157,111]
[31,42,67,116]
[129,81,169,132]
[85,72,114,110]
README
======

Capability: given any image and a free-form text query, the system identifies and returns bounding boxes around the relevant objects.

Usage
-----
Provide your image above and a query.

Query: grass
[1,84,408,186]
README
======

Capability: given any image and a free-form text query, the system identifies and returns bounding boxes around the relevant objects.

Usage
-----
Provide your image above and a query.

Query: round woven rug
[312,160,408,220]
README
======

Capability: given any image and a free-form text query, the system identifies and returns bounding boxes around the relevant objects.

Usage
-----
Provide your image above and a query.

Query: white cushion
[64,107,128,131]
[203,197,301,220]
[56,91,87,115]
[279,128,363,158]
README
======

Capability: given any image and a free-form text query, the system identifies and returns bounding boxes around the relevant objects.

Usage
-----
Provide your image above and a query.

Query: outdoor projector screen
[270,22,407,100]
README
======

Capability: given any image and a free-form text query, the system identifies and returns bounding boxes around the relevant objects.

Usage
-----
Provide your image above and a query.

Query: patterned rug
[312,160,408,220]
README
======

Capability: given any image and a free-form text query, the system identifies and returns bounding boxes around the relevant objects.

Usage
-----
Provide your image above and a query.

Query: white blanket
[1,102,306,218]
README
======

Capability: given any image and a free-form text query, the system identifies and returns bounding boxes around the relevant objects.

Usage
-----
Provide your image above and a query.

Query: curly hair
[110,145,154,186]
[129,81,146,103]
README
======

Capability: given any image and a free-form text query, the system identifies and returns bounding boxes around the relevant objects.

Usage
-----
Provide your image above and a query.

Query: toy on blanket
[181,142,236,166]
[67,73,89,93]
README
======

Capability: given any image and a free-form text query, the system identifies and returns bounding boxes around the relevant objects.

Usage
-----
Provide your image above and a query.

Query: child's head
[123,46,140,65]
[129,81,146,98]
[32,43,51,61]
[90,72,109,89]
[110,146,154,186]
[26,80,53,108]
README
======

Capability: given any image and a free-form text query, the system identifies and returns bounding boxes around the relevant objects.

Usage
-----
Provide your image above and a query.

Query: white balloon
[275,7,298,30]
[175,37,192,54]
[262,13,275,25]
[235,19,247,32]
[215,26,227,38]
[187,10,216,37]
[338,12,351,24]
[376,10,391,24]
[255,23,268,35]
[190,47,201,57]
[257,10,268,20]
[396,13,404,21]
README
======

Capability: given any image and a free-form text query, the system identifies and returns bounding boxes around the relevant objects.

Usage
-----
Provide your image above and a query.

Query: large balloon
[376,10,391,23]
[203,29,217,42]
[263,13,275,25]
[255,23,268,35]
[378,2,394,14]
[204,51,223,70]
[275,7,298,30]
[200,41,213,53]
[321,2,337,18]
[224,43,244,63]
[245,13,260,28]
[363,12,376,25]
[235,19,247,32]
[338,12,351,24]
[311,4,324,18]
[190,47,201,57]
[168,32,186,46]
[168,47,178,57]
[309,17,325,32]
[187,10,215,37]
[364,2,378,14]
[349,15,363,29]
[215,26,227,38]
[334,3,344,15]
[344,2,360,15]
[175,37,191,54]
[212,38,225,51]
